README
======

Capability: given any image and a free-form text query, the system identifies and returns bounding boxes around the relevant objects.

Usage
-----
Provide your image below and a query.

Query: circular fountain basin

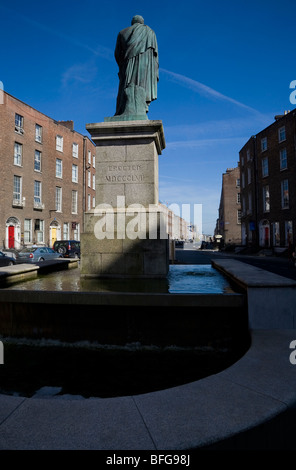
[0,263,249,398]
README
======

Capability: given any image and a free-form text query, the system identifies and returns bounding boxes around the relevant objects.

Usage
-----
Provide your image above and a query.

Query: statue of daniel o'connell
[105,15,159,121]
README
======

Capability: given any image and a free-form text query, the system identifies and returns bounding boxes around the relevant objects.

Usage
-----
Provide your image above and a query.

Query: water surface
[4,264,232,293]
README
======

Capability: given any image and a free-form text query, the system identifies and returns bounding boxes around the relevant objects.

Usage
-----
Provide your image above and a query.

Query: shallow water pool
[4,264,232,294]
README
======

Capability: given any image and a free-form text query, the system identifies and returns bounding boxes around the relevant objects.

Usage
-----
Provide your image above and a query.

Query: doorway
[8,225,15,248]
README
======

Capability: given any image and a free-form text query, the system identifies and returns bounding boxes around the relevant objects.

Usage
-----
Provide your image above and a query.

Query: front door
[8,225,14,248]
[264,227,269,247]
[51,227,57,247]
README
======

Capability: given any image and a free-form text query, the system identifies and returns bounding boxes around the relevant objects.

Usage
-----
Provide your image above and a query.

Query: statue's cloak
[115,23,159,113]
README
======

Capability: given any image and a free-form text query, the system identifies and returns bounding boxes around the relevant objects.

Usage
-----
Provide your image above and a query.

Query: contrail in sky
[160,68,260,114]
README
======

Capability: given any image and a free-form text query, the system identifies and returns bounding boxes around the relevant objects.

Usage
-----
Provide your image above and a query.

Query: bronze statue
[114,15,159,119]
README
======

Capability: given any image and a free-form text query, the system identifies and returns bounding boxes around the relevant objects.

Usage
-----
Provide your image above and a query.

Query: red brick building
[239,109,296,249]
[0,92,96,249]
[216,166,242,246]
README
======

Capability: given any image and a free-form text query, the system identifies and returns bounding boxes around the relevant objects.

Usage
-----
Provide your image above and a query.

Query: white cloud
[166,136,246,150]
[61,62,98,88]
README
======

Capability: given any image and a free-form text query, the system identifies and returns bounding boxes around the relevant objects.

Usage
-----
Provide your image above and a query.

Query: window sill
[12,202,24,209]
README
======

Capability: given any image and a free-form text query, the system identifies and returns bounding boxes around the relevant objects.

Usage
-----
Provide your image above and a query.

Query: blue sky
[1,0,295,235]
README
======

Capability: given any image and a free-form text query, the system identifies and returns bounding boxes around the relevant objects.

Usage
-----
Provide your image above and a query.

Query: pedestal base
[82,120,167,278]
[81,207,169,278]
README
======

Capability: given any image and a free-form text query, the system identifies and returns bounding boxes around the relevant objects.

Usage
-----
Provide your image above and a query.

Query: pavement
[175,244,296,281]
[0,244,296,451]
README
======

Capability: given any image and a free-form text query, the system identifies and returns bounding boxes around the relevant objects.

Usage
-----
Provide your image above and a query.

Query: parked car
[53,240,80,258]
[17,247,63,263]
[200,241,214,250]
[0,251,16,266]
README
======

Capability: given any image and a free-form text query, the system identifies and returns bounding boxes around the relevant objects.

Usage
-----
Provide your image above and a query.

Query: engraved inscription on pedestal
[100,163,148,184]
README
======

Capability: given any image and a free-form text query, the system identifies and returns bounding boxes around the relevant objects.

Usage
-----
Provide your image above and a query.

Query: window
[281,179,289,209]
[63,222,69,240]
[34,181,42,207]
[93,155,95,168]
[71,190,78,214]
[56,135,63,152]
[236,178,240,188]
[285,221,293,246]
[261,137,267,152]
[263,185,270,212]
[242,196,246,215]
[14,142,22,166]
[248,167,252,184]
[56,158,63,178]
[247,149,250,161]
[92,196,95,208]
[24,219,32,244]
[248,192,252,214]
[72,143,78,158]
[88,194,91,210]
[262,157,268,177]
[15,113,24,134]
[88,150,91,164]
[280,148,287,170]
[34,150,41,172]
[92,174,95,190]
[36,219,44,243]
[72,164,78,183]
[13,175,22,204]
[242,172,245,188]
[278,126,286,142]
[237,210,241,224]
[272,222,280,246]
[73,223,80,240]
[237,193,241,204]
[35,124,42,143]
[55,187,62,212]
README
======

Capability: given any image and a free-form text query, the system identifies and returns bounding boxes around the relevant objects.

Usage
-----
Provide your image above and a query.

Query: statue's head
[131,15,144,25]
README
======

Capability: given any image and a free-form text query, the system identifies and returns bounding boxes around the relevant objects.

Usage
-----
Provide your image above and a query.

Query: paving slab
[0,395,155,450]
[0,395,25,424]
[220,329,296,403]
[133,374,287,450]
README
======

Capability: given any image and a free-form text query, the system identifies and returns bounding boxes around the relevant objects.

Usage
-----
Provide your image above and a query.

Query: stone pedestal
[81,120,169,278]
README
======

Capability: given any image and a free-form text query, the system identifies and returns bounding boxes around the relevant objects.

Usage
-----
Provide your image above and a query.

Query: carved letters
[105,164,144,183]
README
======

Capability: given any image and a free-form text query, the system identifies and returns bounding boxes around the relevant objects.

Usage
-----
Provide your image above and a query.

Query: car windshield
[20,248,37,253]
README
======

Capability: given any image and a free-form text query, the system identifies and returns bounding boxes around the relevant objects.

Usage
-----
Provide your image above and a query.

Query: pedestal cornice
[86,120,165,155]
